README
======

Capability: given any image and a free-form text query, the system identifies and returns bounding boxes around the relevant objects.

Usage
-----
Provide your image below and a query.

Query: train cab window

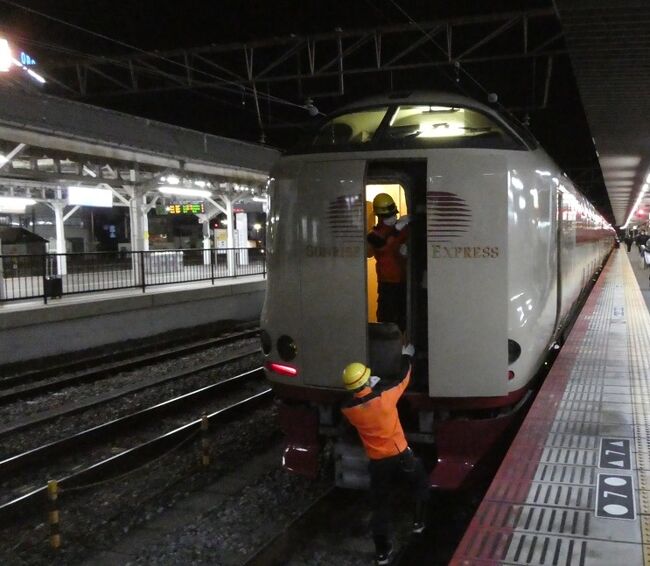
[310,107,388,148]
[383,105,523,150]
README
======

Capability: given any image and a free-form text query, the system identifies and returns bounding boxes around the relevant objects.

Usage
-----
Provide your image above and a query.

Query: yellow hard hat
[342,362,371,390]
[372,193,397,217]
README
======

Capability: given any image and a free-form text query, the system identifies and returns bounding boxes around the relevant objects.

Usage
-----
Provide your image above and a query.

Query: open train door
[297,159,369,388]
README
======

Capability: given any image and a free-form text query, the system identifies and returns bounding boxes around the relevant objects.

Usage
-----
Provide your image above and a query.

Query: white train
[261,91,614,490]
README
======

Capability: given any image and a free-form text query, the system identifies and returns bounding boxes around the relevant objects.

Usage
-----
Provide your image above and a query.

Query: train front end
[261,93,547,489]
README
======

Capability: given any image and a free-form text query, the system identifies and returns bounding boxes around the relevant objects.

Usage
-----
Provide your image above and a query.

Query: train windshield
[303,104,524,152]
[386,105,513,147]
[310,107,389,147]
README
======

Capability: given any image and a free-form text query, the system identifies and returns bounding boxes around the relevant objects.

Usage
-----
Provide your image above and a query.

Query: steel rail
[0,327,259,394]
[0,366,265,481]
[0,348,261,439]
[0,380,272,525]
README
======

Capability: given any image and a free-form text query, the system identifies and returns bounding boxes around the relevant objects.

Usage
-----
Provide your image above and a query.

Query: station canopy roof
[556,0,650,228]
[0,88,280,206]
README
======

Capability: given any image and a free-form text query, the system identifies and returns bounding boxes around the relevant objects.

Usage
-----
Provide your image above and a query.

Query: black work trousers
[368,448,429,538]
[377,282,406,332]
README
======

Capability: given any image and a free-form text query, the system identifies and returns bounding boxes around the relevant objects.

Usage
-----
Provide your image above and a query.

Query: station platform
[452,249,650,565]
[0,275,265,367]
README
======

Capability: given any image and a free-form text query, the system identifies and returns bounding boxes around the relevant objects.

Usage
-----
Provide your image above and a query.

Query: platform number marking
[599,438,631,470]
[596,474,635,520]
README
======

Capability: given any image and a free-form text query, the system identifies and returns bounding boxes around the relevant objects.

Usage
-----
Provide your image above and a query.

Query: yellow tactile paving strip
[622,255,650,565]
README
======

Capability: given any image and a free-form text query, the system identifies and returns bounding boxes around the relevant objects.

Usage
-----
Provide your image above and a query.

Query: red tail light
[265,361,298,377]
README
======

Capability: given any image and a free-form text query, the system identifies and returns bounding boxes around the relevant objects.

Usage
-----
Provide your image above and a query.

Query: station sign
[19,51,36,66]
[599,438,631,470]
[596,474,635,520]
[68,186,113,208]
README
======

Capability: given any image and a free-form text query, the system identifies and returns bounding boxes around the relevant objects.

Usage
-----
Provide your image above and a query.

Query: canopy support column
[52,199,67,275]
[199,200,224,266]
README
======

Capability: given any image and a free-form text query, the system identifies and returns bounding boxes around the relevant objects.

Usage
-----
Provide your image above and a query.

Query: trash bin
[45,276,63,298]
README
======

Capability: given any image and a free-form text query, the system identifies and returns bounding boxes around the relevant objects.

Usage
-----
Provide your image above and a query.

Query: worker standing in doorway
[367,193,410,332]
[341,344,429,565]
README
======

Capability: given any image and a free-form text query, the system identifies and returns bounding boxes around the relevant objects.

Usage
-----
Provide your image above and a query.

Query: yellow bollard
[47,480,60,550]
[201,414,210,467]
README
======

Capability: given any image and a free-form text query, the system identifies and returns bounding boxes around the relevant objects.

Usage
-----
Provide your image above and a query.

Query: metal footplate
[334,440,370,490]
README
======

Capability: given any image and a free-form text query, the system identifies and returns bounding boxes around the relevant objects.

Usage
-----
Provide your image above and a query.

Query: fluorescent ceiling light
[600,156,641,168]
[26,68,46,84]
[68,186,113,208]
[9,55,46,84]
[166,175,180,185]
[0,196,36,213]
[158,186,211,198]
[603,171,636,180]
[0,39,11,73]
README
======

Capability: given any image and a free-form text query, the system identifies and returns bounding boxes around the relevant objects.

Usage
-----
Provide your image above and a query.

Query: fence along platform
[452,249,650,565]
[0,247,265,303]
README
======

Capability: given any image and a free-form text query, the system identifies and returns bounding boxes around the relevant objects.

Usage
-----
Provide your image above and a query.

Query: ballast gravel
[0,338,262,458]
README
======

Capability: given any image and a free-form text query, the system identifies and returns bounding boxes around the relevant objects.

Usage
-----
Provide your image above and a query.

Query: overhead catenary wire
[1,13,305,134]
[0,0,309,114]
[383,0,492,99]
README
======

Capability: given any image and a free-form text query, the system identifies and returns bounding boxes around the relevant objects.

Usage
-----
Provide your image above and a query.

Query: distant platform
[0,275,265,366]
[452,249,650,565]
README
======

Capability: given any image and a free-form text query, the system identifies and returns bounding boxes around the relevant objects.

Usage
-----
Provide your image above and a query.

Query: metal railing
[0,247,266,304]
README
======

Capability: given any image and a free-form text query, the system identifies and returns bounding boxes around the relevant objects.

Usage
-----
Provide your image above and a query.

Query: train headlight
[508,339,521,364]
[277,335,297,361]
[260,330,272,355]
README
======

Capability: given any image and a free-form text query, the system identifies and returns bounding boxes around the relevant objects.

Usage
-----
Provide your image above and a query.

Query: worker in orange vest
[341,344,429,565]
[367,193,410,332]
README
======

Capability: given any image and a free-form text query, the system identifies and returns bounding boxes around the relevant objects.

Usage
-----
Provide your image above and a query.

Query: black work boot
[412,500,426,534]
[373,535,394,565]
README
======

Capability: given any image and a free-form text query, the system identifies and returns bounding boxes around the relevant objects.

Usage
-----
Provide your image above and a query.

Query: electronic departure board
[159,202,205,214]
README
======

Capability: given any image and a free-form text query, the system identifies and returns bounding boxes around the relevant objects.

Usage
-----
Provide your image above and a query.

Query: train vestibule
[364,160,429,389]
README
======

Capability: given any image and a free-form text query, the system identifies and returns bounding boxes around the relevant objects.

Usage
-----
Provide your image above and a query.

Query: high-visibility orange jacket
[341,358,411,460]
[367,223,409,284]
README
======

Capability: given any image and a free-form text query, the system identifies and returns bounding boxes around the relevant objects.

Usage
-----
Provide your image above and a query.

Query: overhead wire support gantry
[38,8,564,105]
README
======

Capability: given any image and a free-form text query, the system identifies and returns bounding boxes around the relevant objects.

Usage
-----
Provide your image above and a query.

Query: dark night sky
[0,0,613,221]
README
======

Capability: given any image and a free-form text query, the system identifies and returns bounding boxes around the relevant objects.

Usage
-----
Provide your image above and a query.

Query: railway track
[243,486,341,566]
[0,369,272,525]
[0,347,261,441]
[0,327,259,403]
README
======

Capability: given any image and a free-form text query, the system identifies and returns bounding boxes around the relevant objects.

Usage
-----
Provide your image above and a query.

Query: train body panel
[426,151,509,397]
[505,150,559,394]
[261,92,615,490]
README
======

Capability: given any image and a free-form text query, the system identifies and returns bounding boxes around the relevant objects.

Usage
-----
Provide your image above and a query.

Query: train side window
[310,107,389,148]
[382,105,523,150]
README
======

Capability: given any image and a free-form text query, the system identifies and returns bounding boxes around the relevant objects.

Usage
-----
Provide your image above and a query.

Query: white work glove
[369,375,381,388]
[402,343,415,357]
[399,243,408,257]
[395,215,411,231]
